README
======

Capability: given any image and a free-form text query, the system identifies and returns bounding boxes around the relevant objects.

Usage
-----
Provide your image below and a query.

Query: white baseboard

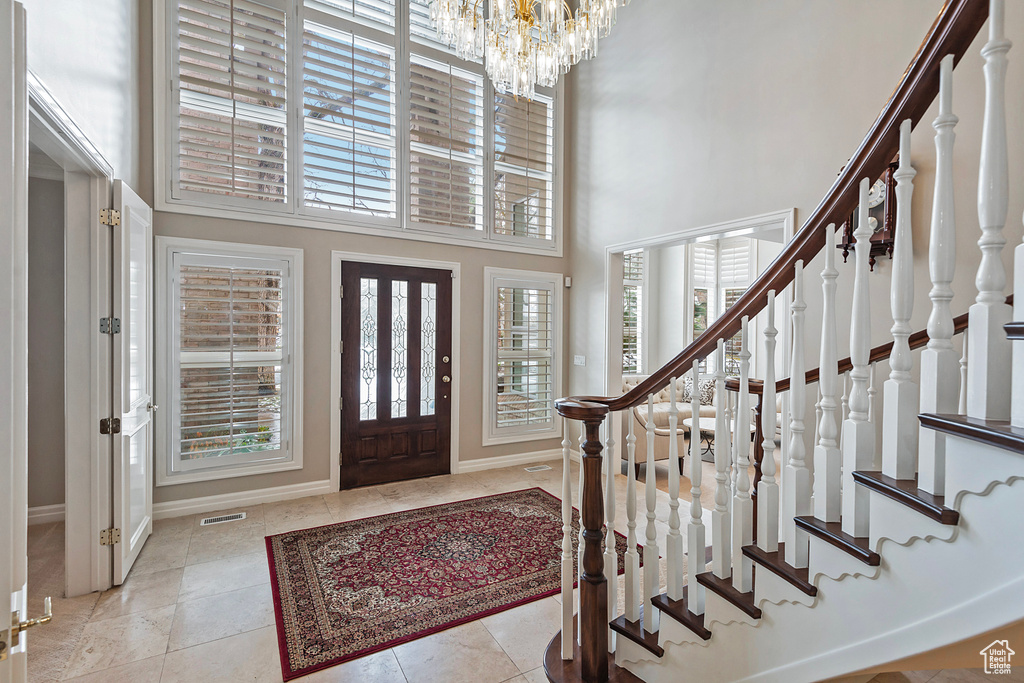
[153,479,333,520]
[456,448,569,474]
[28,503,65,525]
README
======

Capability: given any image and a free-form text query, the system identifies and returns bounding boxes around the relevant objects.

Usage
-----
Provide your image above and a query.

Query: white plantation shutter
[495,285,555,430]
[302,22,397,218]
[305,0,395,28]
[176,0,288,203]
[719,238,752,288]
[493,92,554,240]
[622,249,643,374]
[692,242,716,288]
[409,53,485,230]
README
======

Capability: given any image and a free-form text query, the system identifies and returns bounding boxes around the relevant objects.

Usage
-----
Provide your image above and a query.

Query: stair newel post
[969,0,1013,420]
[732,316,754,593]
[814,224,842,523]
[643,393,661,635]
[784,263,811,568]
[666,377,684,600]
[920,54,961,496]
[712,339,732,579]
[577,423,586,635]
[603,418,617,652]
[757,291,780,553]
[842,178,876,538]
[687,363,706,613]
[624,411,641,623]
[560,419,574,660]
[883,119,920,480]
[579,412,610,683]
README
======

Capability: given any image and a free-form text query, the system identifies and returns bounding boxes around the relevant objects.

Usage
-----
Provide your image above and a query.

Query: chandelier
[429,0,630,99]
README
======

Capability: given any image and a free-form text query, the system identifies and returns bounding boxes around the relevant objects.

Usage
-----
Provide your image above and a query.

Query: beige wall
[28,177,65,508]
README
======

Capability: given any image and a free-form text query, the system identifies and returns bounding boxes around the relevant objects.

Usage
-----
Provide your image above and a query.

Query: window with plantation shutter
[622,249,643,374]
[175,0,288,204]
[688,237,753,374]
[306,0,395,28]
[493,91,554,240]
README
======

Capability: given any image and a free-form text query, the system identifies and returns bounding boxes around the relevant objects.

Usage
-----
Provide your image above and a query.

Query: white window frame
[152,0,564,257]
[482,267,563,446]
[155,236,304,486]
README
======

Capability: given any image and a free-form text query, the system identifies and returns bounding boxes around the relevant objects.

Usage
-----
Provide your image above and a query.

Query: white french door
[111,181,154,584]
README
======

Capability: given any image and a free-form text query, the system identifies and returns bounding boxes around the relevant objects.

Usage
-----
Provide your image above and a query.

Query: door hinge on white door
[99,208,121,226]
[99,528,121,546]
[339,284,344,298]
[100,317,121,334]
[99,417,121,435]
[339,340,344,354]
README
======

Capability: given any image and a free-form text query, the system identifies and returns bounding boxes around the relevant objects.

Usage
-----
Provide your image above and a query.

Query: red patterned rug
[266,487,629,680]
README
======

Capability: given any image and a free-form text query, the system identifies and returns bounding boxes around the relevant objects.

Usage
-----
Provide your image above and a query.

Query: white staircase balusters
[882,119,920,481]
[732,316,754,593]
[624,412,641,623]
[757,291,780,553]
[688,363,707,614]
[815,224,843,523]
[841,372,850,424]
[712,338,732,579]
[643,393,661,634]
[959,334,970,415]
[920,54,961,496]
[784,263,810,568]
[667,378,684,600]
[968,0,1013,421]
[604,419,617,651]
[560,419,573,660]
[867,364,877,426]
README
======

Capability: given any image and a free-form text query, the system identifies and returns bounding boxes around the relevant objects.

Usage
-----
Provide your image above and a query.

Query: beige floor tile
[926,670,993,683]
[482,597,562,673]
[264,496,335,535]
[62,605,175,680]
[191,505,265,531]
[392,621,520,683]
[130,534,191,577]
[168,583,275,651]
[63,655,165,682]
[323,487,397,523]
[500,668,549,683]
[186,522,268,565]
[160,626,281,683]
[90,567,183,622]
[297,649,407,682]
[868,671,941,683]
[152,515,196,541]
[178,551,270,603]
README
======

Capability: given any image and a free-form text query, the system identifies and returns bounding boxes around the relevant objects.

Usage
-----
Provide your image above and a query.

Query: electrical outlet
[574,355,586,366]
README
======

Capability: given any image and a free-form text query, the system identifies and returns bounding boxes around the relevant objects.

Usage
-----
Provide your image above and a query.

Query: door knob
[147,402,159,412]
[442,375,451,383]
[11,597,52,649]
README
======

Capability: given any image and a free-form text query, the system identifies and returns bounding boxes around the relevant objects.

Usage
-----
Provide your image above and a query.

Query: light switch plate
[574,355,586,366]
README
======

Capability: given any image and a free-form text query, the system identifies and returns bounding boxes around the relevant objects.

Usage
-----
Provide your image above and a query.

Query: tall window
[622,249,643,374]
[160,0,560,249]
[484,268,562,445]
[689,237,753,374]
[157,238,303,484]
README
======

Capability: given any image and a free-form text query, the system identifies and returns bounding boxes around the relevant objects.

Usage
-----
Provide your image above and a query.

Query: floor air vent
[524,465,552,473]
[199,512,247,527]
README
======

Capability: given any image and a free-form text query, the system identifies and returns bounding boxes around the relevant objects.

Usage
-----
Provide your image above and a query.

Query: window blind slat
[493,92,554,240]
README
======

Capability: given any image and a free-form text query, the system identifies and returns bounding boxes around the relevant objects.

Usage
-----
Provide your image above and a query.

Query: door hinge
[99,417,121,435]
[339,284,344,298]
[99,208,121,226]
[99,528,121,546]
[100,317,121,334]
[339,340,344,354]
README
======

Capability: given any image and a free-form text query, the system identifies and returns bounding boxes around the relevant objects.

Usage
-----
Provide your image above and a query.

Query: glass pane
[622,284,640,374]
[360,277,378,420]
[496,286,553,429]
[391,280,408,418]
[420,282,437,416]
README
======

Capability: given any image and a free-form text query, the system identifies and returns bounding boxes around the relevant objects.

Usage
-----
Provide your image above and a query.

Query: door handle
[10,597,52,649]
[147,402,159,412]
[442,375,451,383]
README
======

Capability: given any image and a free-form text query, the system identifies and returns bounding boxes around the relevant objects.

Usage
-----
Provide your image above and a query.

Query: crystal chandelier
[430,0,630,99]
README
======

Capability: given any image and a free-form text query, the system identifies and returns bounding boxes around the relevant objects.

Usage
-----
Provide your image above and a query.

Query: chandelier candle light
[430,0,631,99]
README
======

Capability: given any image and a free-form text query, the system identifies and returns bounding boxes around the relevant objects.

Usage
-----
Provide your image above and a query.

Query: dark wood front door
[341,261,453,489]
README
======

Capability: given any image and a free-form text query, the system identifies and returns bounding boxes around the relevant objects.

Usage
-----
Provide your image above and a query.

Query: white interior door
[111,180,154,584]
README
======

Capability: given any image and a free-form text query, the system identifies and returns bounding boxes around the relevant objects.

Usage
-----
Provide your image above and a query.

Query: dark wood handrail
[556,0,989,419]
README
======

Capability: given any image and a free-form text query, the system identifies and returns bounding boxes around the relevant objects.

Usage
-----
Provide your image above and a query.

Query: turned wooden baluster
[814,224,842,523]
[758,291,780,553]
[920,55,961,496]
[968,0,1013,420]
[784,263,811,568]
[624,415,641,623]
[732,316,754,593]
[560,420,574,660]
[712,339,732,579]
[882,120,920,481]
[603,420,617,652]
[666,378,684,600]
[688,363,706,613]
[643,393,660,634]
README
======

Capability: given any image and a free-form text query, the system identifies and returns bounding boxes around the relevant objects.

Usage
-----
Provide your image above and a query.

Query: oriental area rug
[266,487,630,680]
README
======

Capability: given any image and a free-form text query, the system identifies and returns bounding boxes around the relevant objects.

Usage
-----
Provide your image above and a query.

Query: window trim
[482,267,563,447]
[152,0,564,257]
[155,236,305,486]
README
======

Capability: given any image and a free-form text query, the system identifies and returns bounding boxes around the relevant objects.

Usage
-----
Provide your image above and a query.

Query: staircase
[545,1,1024,681]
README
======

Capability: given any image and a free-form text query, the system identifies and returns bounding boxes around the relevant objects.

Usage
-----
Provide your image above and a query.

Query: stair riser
[702,584,759,629]
[865,491,956,549]
[613,630,663,668]
[753,564,816,608]
[807,535,881,584]
[658,616,710,650]
[943,434,1024,504]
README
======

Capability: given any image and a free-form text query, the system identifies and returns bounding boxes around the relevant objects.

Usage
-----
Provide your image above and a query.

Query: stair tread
[609,605,664,657]
[742,543,817,596]
[651,586,712,640]
[794,516,880,566]
[1005,321,1024,340]
[852,471,959,525]
[920,413,1024,456]
[695,571,762,619]
[544,617,644,683]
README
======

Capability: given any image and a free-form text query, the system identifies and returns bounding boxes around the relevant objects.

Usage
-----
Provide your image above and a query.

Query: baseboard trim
[153,479,333,520]
[28,504,65,525]
[457,448,573,473]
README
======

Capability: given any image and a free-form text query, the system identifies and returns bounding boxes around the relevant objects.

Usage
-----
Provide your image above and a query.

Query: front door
[341,262,453,488]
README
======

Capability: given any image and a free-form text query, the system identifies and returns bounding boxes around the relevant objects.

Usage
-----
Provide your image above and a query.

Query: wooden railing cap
[555,398,611,421]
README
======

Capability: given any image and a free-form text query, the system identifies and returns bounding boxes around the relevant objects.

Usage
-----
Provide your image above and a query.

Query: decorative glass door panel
[341,262,452,488]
